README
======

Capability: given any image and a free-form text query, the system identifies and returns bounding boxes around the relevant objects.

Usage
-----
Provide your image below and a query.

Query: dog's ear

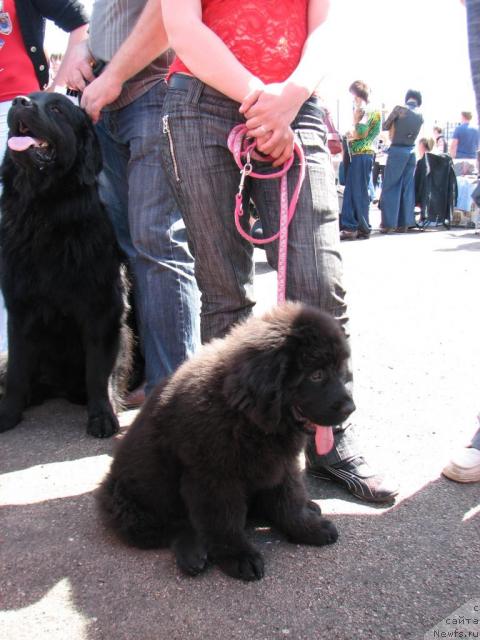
[77,115,103,186]
[222,349,289,433]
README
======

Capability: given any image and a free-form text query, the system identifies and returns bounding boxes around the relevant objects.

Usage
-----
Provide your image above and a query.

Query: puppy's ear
[222,349,289,433]
[77,115,103,186]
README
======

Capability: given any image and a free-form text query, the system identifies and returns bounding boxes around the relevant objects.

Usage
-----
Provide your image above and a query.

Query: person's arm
[163,0,294,160]
[81,0,169,122]
[382,107,399,132]
[48,23,89,91]
[449,137,458,158]
[65,0,169,122]
[449,125,461,158]
[239,0,331,163]
[161,0,263,102]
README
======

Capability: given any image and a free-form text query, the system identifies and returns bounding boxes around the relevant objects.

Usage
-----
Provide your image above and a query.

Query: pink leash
[227,124,306,304]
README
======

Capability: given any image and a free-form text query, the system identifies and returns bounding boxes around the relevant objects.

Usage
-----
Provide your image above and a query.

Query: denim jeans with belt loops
[96,80,200,395]
[161,77,358,464]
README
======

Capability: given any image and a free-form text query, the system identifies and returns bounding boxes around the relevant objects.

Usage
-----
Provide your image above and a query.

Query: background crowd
[337,87,479,240]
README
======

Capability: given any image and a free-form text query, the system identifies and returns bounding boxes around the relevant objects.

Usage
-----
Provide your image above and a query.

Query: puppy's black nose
[12,96,32,108]
[333,397,356,419]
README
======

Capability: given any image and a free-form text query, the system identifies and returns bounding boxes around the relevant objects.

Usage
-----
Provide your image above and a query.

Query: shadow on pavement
[2,408,479,640]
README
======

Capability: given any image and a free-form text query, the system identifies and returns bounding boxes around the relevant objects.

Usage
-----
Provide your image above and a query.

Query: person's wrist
[283,81,310,108]
[100,64,125,90]
[246,76,265,94]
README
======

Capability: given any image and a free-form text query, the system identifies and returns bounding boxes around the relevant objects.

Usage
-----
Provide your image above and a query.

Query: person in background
[379,89,424,233]
[449,111,479,160]
[442,0,480,484]
[339,80,381,241]
[433,126,448,154]
[65,0,201,403]
[417,137,434,159]
[159,0,398,503]
[48,52,63,85]
[0,0,89,353]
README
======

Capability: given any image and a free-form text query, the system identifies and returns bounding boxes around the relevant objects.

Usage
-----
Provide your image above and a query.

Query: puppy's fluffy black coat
[98,303,355,581]
[0,92,129,438]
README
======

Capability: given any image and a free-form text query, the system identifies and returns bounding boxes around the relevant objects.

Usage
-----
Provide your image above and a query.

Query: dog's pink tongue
[315,425,334,455]
[8,136,39,152]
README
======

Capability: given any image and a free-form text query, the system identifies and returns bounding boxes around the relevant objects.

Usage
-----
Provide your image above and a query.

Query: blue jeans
[161,77,356,464]
[379,145,416,228]
[340,153,374,232]
[96,81,200,395]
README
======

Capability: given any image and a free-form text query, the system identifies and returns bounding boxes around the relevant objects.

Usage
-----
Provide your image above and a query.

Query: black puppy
[98,303,355,581]
[0,92,129,438]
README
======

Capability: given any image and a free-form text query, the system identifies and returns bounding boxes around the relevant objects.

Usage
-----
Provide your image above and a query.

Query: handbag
[323,109,343,156]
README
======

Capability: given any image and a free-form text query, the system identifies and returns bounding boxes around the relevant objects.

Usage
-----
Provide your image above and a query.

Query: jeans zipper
[162,115,181,182]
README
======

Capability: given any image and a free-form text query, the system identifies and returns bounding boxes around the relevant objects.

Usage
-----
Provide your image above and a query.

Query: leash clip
[237,161,252,196]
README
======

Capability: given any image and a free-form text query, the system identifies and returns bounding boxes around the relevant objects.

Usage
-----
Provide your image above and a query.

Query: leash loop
[228,124,305,303]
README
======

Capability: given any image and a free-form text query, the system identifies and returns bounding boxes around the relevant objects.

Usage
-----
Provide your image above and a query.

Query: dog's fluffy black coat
[0,92,129,438]
[98,303,355,581]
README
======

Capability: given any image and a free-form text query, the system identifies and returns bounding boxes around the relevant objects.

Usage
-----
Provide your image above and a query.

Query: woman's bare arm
[161,0,263,102]
[240,0,331,163]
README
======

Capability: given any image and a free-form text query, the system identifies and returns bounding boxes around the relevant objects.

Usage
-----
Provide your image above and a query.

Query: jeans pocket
[296,128,329,165]
[295,129,339,220]
[162,114,182,183]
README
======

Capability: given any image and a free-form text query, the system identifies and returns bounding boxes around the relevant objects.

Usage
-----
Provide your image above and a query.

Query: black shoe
[357,229,371,239]
[307,455,398,504]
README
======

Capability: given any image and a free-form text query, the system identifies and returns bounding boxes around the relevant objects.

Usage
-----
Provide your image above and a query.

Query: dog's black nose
[12,96,32,108]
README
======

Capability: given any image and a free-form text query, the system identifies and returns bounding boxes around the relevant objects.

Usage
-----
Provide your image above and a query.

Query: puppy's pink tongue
[8,136,38,152]
[315,425,334,455]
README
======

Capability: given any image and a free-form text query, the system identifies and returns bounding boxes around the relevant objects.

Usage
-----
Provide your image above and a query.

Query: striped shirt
[89,0,173,110]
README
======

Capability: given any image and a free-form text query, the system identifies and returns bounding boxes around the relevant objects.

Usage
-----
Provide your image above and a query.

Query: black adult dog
[98,303,355,581]
[0,92,129,438]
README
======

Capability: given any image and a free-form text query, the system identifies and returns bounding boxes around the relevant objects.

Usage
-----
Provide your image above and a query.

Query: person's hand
[80,70,123,123]
[239,82,305,162]
[353,107,365,124]
[240,82,303,132]
[255,126,295,167]
[64,41,95,93]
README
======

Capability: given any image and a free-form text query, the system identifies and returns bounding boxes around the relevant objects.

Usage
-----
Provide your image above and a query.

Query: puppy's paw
[310,518,338,546]
[286,516,338,547]
[173,535,208,577]
[87,411,119,438]
[0,410,22,433]
[218,550,265,582]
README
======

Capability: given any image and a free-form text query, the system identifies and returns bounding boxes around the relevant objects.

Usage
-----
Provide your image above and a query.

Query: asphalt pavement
[1,217,479,640]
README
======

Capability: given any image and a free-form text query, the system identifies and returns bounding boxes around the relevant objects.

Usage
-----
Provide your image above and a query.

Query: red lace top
[168,0,309,84]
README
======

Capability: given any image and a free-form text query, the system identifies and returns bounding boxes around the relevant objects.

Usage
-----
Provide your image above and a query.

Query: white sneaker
[442,447,480,483]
